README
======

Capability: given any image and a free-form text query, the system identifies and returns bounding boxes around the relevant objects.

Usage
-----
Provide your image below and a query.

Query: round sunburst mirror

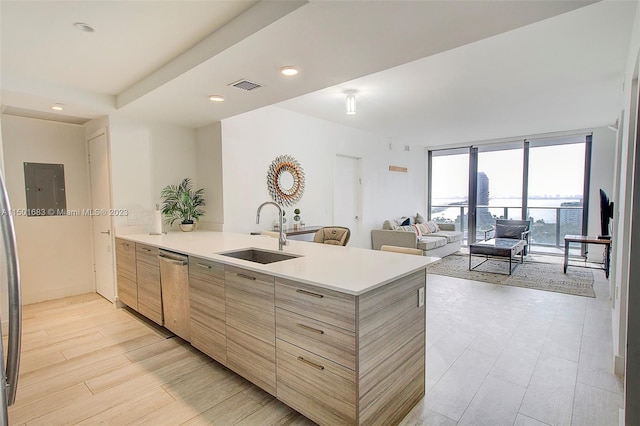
[267,155,305,206]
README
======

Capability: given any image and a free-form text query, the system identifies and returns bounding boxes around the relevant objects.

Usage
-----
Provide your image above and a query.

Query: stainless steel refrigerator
[0,171,22,425]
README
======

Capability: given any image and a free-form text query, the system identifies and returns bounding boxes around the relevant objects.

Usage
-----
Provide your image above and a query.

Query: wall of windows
[428,135,591,253]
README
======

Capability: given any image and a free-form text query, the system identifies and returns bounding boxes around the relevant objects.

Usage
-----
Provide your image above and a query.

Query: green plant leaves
[160,177,206,226]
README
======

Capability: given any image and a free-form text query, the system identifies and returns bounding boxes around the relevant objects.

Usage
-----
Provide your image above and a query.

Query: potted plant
[293,208,301,230]
[160,177,205,232]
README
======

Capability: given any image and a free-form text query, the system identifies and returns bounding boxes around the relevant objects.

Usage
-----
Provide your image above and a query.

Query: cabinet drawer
[117,275,138,310]
[136,243,158,266]
[137,261,163,325]
[227,326,276,395]
[225,265,274,345]
[115,238,136,282]
[189,257,226,365]
[190,322,226,366]
[276,308,355,370]
[275,278,356,332]
[276,339,356,426]
[189,257,224,283]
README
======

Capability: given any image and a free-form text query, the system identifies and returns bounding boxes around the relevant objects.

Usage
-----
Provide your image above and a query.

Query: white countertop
[117,231,439,295]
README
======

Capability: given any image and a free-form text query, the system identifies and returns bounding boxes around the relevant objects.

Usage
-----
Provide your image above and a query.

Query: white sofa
[371,218,463,257]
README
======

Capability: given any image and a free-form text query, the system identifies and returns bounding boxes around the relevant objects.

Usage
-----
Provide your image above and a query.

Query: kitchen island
[115,231,438,426]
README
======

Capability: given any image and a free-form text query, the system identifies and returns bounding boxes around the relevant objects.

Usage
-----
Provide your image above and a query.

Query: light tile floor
[402,267,623,426]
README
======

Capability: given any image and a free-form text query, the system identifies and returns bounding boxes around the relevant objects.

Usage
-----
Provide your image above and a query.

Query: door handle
[100,230,111,235]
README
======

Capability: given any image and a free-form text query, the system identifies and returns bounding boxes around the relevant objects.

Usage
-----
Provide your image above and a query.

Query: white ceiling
[1,0,635,147]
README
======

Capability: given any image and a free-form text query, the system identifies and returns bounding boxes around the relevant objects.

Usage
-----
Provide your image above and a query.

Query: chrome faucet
[256,201,287,251]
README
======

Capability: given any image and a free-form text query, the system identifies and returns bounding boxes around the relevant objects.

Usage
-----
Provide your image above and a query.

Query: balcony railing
[430,204,584,254]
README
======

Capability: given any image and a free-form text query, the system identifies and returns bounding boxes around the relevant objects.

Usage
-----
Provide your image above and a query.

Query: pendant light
[346,93,356,115]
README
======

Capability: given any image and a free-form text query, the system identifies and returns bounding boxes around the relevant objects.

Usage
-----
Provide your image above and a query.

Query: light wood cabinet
[225,265,276,395]
[275,278,355,331]
[276,339,357,425]
[275,308,356,370]
[188,257,226,365]
[115,238,137,310]
[114,238,427,425]
[275,270,426,426]
[136,244,163,325]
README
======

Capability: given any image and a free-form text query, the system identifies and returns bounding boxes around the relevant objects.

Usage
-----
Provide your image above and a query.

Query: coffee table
[469,238,527,275]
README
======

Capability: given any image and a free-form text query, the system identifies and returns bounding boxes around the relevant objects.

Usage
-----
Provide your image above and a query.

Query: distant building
[560,201,582,228]
[476,172,494,229]
[477,172,489,206]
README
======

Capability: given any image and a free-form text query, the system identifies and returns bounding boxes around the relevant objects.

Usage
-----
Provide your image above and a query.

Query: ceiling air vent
[229,79,263,91]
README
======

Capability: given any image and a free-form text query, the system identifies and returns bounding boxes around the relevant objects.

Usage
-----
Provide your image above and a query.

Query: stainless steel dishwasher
[158,250,190,341]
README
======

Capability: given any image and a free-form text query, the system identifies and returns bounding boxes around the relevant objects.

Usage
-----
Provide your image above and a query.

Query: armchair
[485,219,532,255]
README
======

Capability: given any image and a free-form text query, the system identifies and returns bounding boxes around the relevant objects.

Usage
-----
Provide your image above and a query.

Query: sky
[431,143,585,201]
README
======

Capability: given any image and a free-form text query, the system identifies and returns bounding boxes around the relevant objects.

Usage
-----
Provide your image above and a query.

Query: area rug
[428,253,595,297]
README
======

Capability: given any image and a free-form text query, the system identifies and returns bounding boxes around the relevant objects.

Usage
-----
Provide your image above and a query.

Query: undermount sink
[218,248,300,264]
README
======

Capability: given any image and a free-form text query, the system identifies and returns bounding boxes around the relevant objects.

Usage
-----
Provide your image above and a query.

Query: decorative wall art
[267,154,305,206]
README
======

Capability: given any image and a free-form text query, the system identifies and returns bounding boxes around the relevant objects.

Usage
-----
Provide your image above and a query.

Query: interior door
[88,130,115,302]
[334,155,362,247]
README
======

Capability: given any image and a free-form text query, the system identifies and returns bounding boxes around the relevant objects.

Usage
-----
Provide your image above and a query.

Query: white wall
[611,0,640,384]
[221,106,425,248]
[108,114,198,233]
[0,115,94,304]
[612,2,640,421]
[588,127,617,243]
[196,122,224,231]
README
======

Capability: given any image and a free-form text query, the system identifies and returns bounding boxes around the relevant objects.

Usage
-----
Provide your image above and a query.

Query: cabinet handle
[295,289,324,298]
[236,273,256,281]
[143,247,151,252]
[197,263,212,269]
[296,323,324,334]
[297,356,324,370]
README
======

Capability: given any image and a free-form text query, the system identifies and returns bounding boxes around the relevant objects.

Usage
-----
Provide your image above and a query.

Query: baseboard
[614,354,625,377]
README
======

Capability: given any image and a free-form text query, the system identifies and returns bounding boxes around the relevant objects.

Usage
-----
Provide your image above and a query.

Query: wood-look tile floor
[9,294,314,425]
[9,266,623,425]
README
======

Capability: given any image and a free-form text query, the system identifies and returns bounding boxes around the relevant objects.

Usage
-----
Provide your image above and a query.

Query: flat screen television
[599,189,614,239]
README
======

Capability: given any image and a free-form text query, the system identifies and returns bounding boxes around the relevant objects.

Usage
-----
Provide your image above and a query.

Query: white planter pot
[179,223,195,232]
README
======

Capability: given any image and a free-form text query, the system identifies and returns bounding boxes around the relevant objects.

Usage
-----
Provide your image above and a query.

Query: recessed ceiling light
[280,66,299,76]
[51,103,64,111]
[208,95,225,102]
[74,22,95,33]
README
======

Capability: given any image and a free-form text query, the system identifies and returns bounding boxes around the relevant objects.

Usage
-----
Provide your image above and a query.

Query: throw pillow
[495,224,527,239]
[412,224,422,236]
[400,217,412,226]
[383,220,400,230]
[417,223,430,234]
[426,221,440,233]
[415,212,426,224]
[396,225,418,234]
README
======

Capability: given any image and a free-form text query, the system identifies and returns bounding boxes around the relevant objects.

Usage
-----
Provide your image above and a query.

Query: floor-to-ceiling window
[429,149,469,241]
[428,134,591,254]
[527,137,588,252]
[475,144,524,241]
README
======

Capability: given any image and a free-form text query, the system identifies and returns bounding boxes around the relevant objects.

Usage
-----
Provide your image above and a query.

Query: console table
[251,226,323,242]
[563,235,611,278]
